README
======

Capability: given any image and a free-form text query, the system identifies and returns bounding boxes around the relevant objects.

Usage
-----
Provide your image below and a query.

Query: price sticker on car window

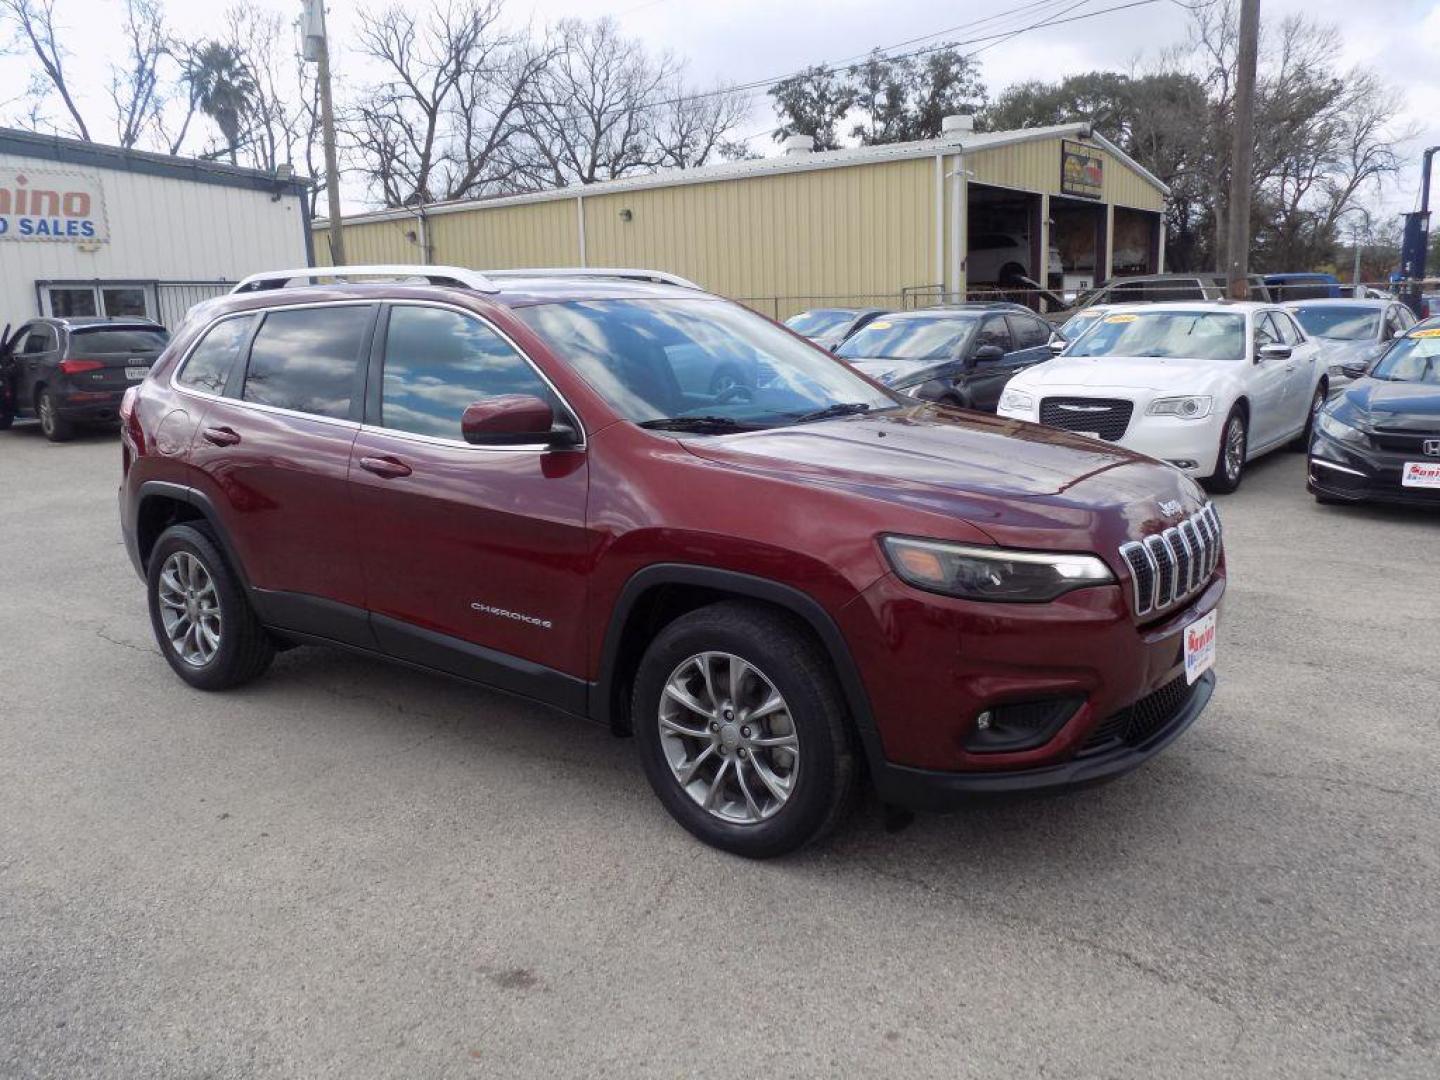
[869,320,892,330]
[1408,328,1440,338]
[1104,313,1138,324]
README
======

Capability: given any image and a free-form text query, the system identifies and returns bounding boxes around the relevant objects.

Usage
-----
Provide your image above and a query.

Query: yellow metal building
[313,121,1167,321]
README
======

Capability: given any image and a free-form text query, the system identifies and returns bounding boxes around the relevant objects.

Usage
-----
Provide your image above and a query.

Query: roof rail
[230,265,500,294]
[484,267,702,290]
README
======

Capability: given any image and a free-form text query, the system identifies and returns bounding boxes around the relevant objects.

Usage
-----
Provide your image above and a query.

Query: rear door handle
[202,426,241,446]
[358,455,412,479]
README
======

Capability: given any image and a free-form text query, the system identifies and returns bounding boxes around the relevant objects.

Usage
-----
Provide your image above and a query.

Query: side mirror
[973,344,1005,363]
[1389,326,1405,339]
[1340,362,1370,380]
[461,394,577,447]
[1048,338,1067,356]
[1256,342,1292,363]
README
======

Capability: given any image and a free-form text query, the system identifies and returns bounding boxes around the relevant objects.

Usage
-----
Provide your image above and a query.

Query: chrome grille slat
[1119,502,1223,618]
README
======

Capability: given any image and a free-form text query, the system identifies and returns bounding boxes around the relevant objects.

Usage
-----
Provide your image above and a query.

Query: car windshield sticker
[1407,328,1440,338]
[868,320,892,330]
[1104,313,1138,324]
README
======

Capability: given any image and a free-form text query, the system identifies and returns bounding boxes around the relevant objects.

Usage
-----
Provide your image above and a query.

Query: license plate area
[125,364,149,381]
[1183,609,1217,685]
[1401,461,1440,488]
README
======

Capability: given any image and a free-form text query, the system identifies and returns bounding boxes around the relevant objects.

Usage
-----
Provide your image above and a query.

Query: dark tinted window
[22,326,54,354]
[1107,282,1144,302]
[1007,313,1051,349]
[242,306,369,419]
[177,316,255,395]
[68,327,169,353]
[1147,280,1204,302]
[974,315,1012,352]
[380,306,557,439]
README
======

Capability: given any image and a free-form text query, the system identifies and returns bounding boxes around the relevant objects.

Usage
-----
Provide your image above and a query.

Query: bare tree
[1,0,92,139]
[347,0,546,206]
[515,17,676,187]
[653,79,751,169]
[108,0,168,149]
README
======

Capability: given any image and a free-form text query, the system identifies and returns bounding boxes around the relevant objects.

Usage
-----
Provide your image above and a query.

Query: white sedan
[996,302,1328,492]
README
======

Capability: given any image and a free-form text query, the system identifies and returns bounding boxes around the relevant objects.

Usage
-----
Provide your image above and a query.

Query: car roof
[34,316,165,329]
[1098,300,1268,313]
[1282,298,1389,309]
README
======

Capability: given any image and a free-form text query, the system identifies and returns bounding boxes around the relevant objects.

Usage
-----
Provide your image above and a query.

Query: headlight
[999,388,1035,413]
[1315,409,1369,446]
[1146,395,1213,419]
[882,536,1114,603]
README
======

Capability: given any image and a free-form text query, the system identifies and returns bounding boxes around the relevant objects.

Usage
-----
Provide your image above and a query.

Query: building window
[40,282,156,321]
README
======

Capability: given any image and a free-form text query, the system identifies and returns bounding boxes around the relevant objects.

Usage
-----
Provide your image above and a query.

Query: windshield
[516,298,896,430]
[1291,306,1379,341]
[1371,332,1440,384]
[69,327,170,352]
[836,316,975,361]
[1060,309,1106,338]
[785,309,856,337]
[1066,311,1247,361]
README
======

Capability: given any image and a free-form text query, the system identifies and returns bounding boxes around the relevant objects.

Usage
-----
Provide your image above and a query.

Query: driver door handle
[358,454,412,479]
[202,426,241,446]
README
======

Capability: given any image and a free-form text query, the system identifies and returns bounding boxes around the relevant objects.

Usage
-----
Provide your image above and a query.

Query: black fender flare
[133,480,252,591]
[592,563,888,775]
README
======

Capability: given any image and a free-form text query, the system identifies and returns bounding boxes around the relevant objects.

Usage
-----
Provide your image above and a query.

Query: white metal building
[0,127,310,331]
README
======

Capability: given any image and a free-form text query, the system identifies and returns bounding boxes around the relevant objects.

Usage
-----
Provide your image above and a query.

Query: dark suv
[119,266,1225,856]
[1,317,170,440]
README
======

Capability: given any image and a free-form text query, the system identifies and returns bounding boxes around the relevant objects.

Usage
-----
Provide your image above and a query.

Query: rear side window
[974,315,1012,352]
[379,305,559,440]
[242,306,370,419]
[22,327,54,354]
[177,316,256,395]
[1007,313,1052,349]
[68,328,169,353]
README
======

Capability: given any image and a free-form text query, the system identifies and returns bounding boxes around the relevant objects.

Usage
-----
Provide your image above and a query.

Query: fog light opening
[963,697,1085,753]
[1166,459,1199,470]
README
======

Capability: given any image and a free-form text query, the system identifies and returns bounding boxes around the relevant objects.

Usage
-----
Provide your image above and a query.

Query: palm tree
[183,42,256,164]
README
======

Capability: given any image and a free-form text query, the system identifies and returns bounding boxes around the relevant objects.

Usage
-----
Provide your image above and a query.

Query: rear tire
[632,601,858,858]
[1203,408,1247,494]
[147,524,274,690]
[37,388,74,442]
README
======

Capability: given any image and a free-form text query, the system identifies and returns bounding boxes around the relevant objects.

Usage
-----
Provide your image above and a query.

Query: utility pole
[302,0,345,267]
[1225,0,1260,300]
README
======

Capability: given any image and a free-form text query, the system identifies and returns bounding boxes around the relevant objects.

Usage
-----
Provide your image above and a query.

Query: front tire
[37,388,74,442]
[147,524,274,690]
[1203,408,1247,494]
[1292,381,1326,450]
[632,601,858,858]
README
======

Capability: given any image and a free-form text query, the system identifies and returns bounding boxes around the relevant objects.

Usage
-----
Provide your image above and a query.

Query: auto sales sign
[0,169,108,242]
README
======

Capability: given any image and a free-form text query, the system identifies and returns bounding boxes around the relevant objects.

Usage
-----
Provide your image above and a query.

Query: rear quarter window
[176,315,257,396]
[241,306,372,419]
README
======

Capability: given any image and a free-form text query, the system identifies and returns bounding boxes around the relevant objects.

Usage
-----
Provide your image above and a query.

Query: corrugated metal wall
[313,136,1163,318]
[0,151,306,322]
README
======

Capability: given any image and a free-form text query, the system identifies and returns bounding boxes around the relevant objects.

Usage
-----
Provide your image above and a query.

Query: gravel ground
[2,422,1437,1079]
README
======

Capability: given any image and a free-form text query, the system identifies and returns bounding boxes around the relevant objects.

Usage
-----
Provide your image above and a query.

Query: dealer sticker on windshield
[1183,609,1218,685]
[1402,461,1440,488]
[1104,313,1138,323]
[1408,328,1440,339]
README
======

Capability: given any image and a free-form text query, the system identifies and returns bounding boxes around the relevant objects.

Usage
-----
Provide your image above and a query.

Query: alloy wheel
[1224,417,1245,482]
[658,651,799,824]
[38,393,54,436]
[156,551,222,667]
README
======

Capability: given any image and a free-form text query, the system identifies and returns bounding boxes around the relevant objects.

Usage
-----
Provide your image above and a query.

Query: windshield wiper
[788,402,874,424]
[637,415,759,433]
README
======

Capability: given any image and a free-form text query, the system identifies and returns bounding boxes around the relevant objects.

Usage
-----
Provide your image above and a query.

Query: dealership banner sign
[0,168,108,241]
[1060,141,1104,200]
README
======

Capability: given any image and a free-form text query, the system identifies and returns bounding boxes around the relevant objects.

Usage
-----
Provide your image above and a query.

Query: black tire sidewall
[632,606,850,858]
[1206,409,1246,494]
[146,524,267,690]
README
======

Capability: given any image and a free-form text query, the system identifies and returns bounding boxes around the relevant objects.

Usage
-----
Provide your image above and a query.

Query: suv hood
[1017,354,1228,392]
[681,405,1205,549]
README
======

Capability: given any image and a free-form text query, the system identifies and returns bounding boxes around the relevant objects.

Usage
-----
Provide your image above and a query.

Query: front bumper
[997,404,1223,476]
[1308,432,1440,506]
[873,672,1213,808]
[836,565,1225,800]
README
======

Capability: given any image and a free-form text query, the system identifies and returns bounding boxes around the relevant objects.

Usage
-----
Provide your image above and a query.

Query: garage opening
[967,184,1049,290]
[1113,207,1161,278]
[1051,196,1108,298]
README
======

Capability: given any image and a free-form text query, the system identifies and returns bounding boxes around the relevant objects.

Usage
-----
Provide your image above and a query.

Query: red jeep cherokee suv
[119,266,1224,856]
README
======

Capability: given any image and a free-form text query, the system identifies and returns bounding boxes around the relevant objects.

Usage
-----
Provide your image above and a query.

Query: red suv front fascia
[120,281,1223,813]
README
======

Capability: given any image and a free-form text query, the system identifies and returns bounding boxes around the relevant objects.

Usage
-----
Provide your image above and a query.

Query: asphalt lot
[2,421,1438,1079]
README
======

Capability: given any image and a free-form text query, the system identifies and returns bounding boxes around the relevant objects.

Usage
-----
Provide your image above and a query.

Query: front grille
[1039,397,1134,441]
[1118,503,1222,618]
[1371,431,1440,454]
[1078,674,1199,754]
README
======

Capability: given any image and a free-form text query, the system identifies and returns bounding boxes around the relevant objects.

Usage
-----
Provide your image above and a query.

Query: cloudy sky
[4,0,1439,217]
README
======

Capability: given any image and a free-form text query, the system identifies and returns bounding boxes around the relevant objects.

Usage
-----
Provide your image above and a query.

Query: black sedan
[835,304,1057,412]
[1308,322,1440,506]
